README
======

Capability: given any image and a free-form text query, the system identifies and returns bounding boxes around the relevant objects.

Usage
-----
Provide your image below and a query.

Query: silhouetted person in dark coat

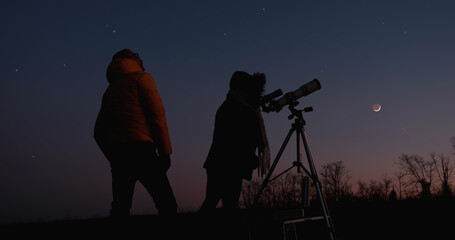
[94,49,177,219]
[200,71,270,213]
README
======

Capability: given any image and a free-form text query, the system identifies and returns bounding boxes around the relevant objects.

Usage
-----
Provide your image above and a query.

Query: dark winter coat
[203,97,261,180]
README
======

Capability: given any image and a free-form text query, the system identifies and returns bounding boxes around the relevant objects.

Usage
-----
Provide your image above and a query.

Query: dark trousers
[200,168,243,211]
[98,141,177,218]
[199,169,248,240]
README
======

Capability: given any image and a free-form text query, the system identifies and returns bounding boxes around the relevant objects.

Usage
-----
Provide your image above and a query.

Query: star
[15,69,19,72]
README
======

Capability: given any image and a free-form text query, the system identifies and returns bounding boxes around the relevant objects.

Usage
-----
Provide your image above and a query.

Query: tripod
[253,102,337,240]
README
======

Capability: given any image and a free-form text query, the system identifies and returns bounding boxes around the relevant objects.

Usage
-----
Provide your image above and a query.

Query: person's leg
[140,171,178,215]
[220,174,243,210]
[199,169,222,212]
[219,174,245,239]
[136,142,177,215]
[105,144,138,218]
[145,172,178,215]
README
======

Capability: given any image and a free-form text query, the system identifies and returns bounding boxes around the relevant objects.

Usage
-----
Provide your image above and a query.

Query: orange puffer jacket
[94,58,172,155]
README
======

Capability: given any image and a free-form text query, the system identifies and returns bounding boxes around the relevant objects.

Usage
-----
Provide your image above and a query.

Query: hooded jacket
[203,95,261,180]
[94,57,172,155]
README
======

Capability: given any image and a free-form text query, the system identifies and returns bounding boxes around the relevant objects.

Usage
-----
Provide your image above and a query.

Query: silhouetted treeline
[242,137,455,207]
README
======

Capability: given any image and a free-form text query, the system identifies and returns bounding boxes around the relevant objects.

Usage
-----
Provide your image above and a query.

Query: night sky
[1,0,455,224]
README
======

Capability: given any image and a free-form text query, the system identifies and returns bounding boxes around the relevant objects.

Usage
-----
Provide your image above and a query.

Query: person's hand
[159,154,171,171]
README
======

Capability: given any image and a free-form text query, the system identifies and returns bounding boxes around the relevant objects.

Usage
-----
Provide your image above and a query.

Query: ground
[2,199,454,240]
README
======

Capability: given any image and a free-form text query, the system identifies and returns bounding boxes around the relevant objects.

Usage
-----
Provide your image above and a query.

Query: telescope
[261,79,321,113]
[255,78,336,240]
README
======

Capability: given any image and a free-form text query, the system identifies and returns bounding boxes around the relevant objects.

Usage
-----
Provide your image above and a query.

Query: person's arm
[137,73,172,156]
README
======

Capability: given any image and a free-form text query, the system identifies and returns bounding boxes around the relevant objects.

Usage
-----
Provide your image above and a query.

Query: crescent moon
[372,104,381,112]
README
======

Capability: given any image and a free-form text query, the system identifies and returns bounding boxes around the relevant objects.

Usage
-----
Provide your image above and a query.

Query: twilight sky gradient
[1,0,454,224]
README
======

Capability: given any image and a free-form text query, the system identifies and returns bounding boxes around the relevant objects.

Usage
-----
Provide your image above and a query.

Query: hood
[106,58,144,83]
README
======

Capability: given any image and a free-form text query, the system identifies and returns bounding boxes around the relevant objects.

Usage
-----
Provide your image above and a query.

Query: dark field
[2,199,454,240]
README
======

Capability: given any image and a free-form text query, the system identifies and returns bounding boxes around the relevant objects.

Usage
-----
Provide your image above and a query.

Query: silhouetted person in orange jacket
[200,71,270,213]
[94,49,177,219]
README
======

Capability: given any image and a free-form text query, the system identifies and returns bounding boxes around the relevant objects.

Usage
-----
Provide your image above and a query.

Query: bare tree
[431,153,453,197]
[356,180,368,200]
[356,179,386,201]
[240,178,261,208]
[397,154,435,199]
[241,172,303,208]
[394,171,406,200]
[381,174,394,200]
[320,161,352,201]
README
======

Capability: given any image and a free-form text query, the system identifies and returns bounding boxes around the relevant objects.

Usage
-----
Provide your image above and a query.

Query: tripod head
[287,101,313,123]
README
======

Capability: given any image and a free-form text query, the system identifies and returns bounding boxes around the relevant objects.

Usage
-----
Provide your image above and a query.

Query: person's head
[112,49,145,70]
[229,71,266,108]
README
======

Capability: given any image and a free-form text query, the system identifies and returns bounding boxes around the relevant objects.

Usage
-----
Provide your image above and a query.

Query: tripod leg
[253,127,295,206]
[296,126,302,174]
[298,128,337,240]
